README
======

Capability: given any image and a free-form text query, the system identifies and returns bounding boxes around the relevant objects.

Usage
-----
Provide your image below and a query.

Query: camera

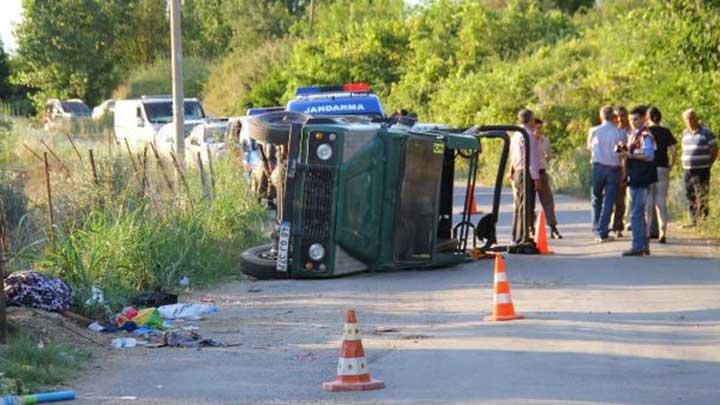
[614,142,628,153]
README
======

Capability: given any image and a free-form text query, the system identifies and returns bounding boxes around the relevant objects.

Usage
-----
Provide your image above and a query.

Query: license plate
[276,221,291,272]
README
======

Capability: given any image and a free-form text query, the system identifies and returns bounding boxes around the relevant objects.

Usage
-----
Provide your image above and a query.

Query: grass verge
[0,332,90,396]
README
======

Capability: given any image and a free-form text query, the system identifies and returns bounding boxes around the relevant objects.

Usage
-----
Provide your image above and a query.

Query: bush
[113,57,211,101]
[203,40,291,116]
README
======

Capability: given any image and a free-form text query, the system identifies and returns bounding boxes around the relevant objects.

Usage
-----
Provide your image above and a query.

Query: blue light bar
[295,86,323,96]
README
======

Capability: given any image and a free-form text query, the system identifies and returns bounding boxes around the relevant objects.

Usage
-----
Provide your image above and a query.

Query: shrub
[113,57,211,101]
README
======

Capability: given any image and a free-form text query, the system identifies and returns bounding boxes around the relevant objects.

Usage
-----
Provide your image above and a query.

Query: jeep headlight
[308,243,325,261]
[316,143,333,160]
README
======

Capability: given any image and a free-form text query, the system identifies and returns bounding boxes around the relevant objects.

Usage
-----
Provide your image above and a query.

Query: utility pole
[309,0,315,31]
[170,0,185,169]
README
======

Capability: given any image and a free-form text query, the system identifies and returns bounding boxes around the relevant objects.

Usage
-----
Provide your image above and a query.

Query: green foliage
[203,40,291,115]
[12,0,135,108]
[36,154,267,316]
[0,332,90,396]
[0,38,11,99]
[113,57,211,100]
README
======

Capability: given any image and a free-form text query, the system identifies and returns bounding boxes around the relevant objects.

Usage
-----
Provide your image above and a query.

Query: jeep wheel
[247,111,310,145]
[240,244,288,280]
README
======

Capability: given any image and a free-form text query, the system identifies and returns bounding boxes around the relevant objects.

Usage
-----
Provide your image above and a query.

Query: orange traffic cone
[463,186,479,215]
[484,255,524,322]
[322,310,385,392]
[534,209,552,255]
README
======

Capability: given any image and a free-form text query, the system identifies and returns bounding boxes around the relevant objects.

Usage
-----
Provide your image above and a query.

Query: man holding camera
[619,106,657,256]
[587,106,626,242]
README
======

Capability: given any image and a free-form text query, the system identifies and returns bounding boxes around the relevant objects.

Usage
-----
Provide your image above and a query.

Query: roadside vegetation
[0,332,90,396]
[0,118,267,318]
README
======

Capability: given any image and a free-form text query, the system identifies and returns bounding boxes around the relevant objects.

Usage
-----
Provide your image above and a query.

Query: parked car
[92,99,115,120]
[185,120,228,164]
[43,99,91,130]
[114,96,206,147]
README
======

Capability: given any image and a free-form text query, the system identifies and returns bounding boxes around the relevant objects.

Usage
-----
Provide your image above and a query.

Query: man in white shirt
[587,105,626,242]
[509,109,542,243]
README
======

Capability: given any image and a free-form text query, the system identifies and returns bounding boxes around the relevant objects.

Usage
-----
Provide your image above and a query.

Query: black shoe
[649,233,659,240]
[550,225,562,239]
[643,248,651,256]
[622,249,644,256]
[658,236,666,244]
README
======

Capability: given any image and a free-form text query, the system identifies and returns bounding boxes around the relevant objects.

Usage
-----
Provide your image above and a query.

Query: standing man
[612,106,632,237]
[509,109,542,243]
[645,107,677,244]
[534,118,562,239]
[621,106,656,256]
[681,109,718,225]
[587,106,626,242]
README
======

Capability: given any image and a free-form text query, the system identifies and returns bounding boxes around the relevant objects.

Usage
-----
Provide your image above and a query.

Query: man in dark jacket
[619,106,657,256]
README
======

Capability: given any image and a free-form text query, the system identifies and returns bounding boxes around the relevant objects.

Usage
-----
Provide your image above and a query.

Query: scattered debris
[178,276,190,287]
[200,297,215,303]
[85,285,105,306]
[293,352,318,361]
[372,327,401,334]
[402,334,430,340]
[87,321,105,333]
[161,330,222,348]
[111,337,139,349]
[247,286,262,293]
[4,270,73,312]
[130,291,178,308]
[158,303,219,321]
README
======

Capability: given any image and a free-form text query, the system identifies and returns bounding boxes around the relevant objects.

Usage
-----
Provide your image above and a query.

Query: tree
[13,0,135,107]
[0,39,11,99]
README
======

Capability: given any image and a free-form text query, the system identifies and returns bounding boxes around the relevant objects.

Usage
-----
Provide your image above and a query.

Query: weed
[0,332,90,396]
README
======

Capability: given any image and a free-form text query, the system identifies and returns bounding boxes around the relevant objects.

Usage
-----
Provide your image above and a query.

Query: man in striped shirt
[681,109,718,225]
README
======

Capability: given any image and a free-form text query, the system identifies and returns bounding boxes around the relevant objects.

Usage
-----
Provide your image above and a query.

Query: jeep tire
[247,111,310,145]
[240,244,288,280]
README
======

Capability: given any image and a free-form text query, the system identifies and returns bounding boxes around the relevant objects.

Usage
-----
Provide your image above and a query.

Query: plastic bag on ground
[157,303,219,320]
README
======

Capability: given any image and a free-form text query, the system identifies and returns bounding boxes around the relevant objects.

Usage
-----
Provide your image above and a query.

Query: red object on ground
[322,309,385,392]
[122,307,139,320]
[534,209,553,255]
[484,255,524,322]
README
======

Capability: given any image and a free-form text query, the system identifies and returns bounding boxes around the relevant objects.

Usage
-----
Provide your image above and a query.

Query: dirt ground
[60,188,720,405]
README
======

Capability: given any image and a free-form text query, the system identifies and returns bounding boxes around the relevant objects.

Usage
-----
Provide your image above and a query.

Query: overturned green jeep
[240,115,535,279]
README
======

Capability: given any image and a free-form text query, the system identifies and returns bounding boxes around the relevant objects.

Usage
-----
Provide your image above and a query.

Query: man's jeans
[630,186,649,252]
[646,167,669,238]
[591,163,621,239]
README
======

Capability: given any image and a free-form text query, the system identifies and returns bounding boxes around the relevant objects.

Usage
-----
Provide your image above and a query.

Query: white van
[114,96,206,146]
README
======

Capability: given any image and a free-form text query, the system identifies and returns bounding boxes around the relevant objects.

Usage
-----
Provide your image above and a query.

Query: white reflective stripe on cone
[495,272,508,282]
[494,293,512,304]
[342,323,361,341]
[337,357,369,376]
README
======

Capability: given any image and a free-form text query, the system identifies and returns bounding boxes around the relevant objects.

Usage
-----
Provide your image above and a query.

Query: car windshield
[143,101,205,124]
[204,127,226,144]
[61,102,90,115]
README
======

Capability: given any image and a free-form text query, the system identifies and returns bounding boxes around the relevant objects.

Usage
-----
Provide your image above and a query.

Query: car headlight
[316,144,333,160]
[308,243,325,261]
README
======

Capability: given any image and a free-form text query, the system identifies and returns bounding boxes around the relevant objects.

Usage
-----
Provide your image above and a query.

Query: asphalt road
[73,187,720,405]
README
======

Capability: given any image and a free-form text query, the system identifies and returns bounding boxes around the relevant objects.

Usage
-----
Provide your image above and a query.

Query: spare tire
[240,244,288,280]
[247,111,310,145]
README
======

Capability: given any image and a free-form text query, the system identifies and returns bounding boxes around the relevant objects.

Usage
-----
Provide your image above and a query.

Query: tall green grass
[0,332,90,396]
[1,118,267,316]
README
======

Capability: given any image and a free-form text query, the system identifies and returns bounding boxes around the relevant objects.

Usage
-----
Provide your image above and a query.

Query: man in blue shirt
[620,106,657,256]
[681,109,717,225]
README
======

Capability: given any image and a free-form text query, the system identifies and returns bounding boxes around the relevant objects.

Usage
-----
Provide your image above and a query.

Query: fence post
[197,152,210,201]
[0,200,8,345]
[44,152,55,240]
